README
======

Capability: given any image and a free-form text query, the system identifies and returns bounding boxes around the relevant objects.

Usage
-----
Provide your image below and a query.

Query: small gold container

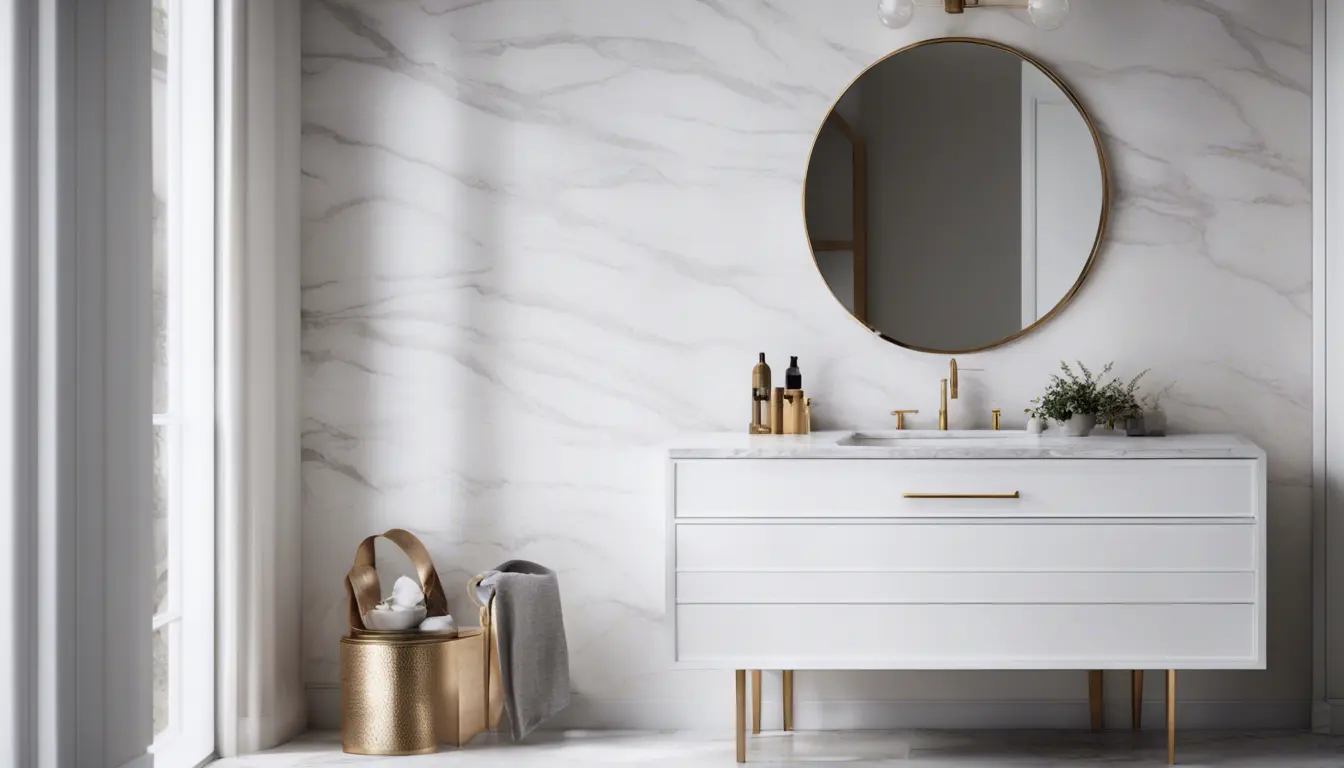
[340,629,492,755]
[341,635,441,756]
[781,389,809,434]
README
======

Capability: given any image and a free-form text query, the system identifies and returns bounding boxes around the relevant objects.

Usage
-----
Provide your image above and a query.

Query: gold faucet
[938,359,959,430]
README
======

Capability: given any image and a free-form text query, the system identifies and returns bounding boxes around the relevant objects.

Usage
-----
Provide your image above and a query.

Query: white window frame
[149,0,215,764]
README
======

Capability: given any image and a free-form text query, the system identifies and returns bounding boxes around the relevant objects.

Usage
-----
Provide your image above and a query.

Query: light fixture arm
[879,0,1069,30]
[942,0,1032,10]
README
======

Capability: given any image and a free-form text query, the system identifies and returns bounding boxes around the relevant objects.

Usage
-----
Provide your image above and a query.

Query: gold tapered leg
[1132,670,1144,730]
[1088,670,1104,731]
[736,670,746,763]
[1166,670,1176,765]
[783,670,794,732]
[751,670,762,734]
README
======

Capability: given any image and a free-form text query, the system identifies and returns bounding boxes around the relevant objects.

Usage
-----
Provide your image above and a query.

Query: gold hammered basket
[340,529,503,755]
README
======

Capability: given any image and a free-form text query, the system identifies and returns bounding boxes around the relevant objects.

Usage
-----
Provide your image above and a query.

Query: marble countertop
[667,431,1265,460]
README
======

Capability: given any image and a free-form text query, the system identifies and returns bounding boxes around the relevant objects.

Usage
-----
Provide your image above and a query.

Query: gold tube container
[341,636,441,756]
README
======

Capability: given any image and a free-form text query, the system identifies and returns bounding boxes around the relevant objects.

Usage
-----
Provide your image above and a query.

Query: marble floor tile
[214,729,1344,767]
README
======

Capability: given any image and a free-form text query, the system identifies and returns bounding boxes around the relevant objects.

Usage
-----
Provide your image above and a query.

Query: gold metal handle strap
[346,534,383,630]
[344,529,450,630]
[379,528,449,617]
[467,573,487,610]
[902,491,1020,499]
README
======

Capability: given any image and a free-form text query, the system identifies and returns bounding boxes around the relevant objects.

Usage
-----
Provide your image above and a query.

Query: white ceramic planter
[1061,413,1096,437]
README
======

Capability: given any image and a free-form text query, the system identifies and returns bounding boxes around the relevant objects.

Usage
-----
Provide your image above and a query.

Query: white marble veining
[215,730,1344,767]
[301,0,1313,728]
[669,431,1265,460]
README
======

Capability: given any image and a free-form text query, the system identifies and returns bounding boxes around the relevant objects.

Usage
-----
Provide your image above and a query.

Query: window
[150,0,215,764]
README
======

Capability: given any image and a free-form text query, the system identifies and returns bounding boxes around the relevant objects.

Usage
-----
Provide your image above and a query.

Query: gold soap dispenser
[749,353,772,434]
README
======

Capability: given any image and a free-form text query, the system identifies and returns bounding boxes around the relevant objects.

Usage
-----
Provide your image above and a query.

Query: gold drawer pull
[903,491,1020,499]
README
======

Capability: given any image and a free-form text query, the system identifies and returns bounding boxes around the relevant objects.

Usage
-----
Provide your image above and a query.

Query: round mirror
[804,38,1107,354]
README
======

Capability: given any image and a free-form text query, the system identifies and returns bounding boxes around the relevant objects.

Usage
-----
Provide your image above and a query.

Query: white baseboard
[1315,700,1344,734]
[306,685,1311,732]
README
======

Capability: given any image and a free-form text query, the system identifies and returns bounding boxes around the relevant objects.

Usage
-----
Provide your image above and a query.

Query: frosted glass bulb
[1028,0,1069,30]
[877,0,915,29]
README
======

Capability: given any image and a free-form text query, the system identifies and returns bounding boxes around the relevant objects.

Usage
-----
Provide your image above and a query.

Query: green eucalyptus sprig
[1028,361,1148,424]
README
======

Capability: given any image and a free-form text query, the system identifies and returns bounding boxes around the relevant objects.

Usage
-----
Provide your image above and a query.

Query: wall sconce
[877,0,1070,31]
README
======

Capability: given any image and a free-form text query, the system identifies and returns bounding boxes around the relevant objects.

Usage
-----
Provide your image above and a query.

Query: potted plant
[1098,369,1148,434]
[1029,362,1146,437]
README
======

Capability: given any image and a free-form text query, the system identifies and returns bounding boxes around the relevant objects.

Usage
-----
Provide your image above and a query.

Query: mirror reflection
[805,39,1106,353]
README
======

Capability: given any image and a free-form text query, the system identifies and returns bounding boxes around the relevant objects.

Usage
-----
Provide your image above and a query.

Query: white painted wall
[301,0,1313,729]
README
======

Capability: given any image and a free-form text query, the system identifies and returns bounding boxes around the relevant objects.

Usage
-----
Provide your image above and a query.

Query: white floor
[213,730,1344,767]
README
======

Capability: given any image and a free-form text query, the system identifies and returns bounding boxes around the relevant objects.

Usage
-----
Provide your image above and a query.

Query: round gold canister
[340,634,444,756]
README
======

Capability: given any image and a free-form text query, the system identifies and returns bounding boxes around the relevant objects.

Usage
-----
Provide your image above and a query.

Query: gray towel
[475,560,571,740]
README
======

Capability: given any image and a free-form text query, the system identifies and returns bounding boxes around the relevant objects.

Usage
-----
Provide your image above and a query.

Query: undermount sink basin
[838,430,1031,447]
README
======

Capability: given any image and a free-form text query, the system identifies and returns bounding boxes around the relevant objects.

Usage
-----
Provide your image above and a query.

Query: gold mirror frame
[802,37,1110,355]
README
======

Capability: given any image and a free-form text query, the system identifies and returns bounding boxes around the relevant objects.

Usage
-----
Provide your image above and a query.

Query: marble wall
[301,0,1314,728]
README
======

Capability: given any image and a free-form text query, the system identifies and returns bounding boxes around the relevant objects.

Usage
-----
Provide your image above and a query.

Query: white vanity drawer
[673,459,1258,519]
[676,570,1257,605]
[675,522,1256,572]
[674,603,1258,668]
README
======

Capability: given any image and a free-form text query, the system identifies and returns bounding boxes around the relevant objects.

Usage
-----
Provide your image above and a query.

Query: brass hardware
[802,38,1110,355]
[891,409,919,429]
[991,409,1001,430]
[735,670,746,763]
[1088,670,1104,731]
[783,670,794,732]
[751,670,762,734]
[903,491,1019,499]
[939,379,949,430]
[938,359,959,430]
[1166,670,1176,765]
[1132,670,1144,730]
[750,353,772,434]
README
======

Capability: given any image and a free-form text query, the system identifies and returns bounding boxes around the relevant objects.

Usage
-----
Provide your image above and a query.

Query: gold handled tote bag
[340,529,497,754]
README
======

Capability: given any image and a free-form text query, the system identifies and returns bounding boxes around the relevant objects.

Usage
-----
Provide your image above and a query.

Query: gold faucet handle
[991,409,1002,431]
[891,409,919,430]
